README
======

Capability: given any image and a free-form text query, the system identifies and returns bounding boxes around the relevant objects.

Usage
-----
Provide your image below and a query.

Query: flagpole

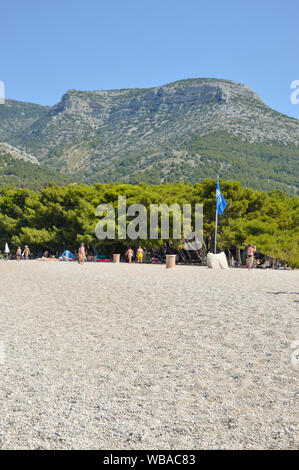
[214,205,218,254]
[214,175,219,254]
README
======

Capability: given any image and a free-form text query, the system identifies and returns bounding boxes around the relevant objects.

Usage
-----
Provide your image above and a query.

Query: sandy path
[0,261,298,449]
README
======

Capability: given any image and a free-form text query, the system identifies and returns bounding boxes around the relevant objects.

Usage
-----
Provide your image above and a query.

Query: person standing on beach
[247,244,256,270]
[78,243,86,264]
[23,245,30,260]
[16,246,22,260]
[126,247,134,264]
[137,246,144,263]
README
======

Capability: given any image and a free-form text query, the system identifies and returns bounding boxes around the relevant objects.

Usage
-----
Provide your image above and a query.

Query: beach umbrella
[4,243,10,259]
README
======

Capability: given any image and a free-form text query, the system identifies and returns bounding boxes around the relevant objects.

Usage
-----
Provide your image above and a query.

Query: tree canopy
[0,180,298,267]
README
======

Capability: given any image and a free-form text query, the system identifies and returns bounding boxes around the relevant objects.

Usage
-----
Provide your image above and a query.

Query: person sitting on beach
[247,244,256,270]
[126,247,134,264]
[23,245,30,260]
[261,258,270,269]
[78,243,86,264]
[137,246,144,263]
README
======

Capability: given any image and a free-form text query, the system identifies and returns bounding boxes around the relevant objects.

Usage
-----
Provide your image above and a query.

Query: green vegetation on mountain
[0,78,298,193]
[0,180,298,267]
[0,98,49,141]
[0,152,72,189]
[89,131,299,194]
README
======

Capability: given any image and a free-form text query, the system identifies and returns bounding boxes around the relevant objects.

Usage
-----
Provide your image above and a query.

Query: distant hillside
[0,78,298,193]
[0,99,49,141]
[0,142,72,189]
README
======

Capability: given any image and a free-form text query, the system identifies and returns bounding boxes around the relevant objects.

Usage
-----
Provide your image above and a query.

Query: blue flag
[216,177,227,215]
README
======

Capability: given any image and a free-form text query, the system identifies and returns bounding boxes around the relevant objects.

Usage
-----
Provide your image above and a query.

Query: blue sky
[1,0,298,118]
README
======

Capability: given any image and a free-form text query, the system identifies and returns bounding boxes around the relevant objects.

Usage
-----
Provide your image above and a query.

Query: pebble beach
[0,261,298,449]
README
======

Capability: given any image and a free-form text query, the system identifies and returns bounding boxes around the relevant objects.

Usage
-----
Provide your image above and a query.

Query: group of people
[77,244,145,265]
[16,246,30,260]
[8,242,291,270]
[7,243,146,264]
[125,246,144,264]
[228,244,291,270]
[245,244,291,270]
[229,244,257,269]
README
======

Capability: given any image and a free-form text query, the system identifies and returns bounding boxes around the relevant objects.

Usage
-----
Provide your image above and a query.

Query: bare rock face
[51,79,262,121]
[0,142,39,164]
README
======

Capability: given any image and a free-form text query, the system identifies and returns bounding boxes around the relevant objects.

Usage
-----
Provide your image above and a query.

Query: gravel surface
[0,261,298,449]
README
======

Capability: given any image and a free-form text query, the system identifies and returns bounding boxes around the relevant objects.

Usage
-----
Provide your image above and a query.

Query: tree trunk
[178,248,188,264]
[236,246,241,266]
[185,249,192,264]
[226,248,233,266]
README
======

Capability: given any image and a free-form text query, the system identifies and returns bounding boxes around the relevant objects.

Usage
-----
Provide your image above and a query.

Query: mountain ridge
[0,78,298,193]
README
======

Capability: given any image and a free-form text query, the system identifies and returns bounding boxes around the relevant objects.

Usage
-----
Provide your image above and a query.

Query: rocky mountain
[1,78,298,193]
[0,98,49,142]
[0,141,72,188]
[0,141,38,164]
